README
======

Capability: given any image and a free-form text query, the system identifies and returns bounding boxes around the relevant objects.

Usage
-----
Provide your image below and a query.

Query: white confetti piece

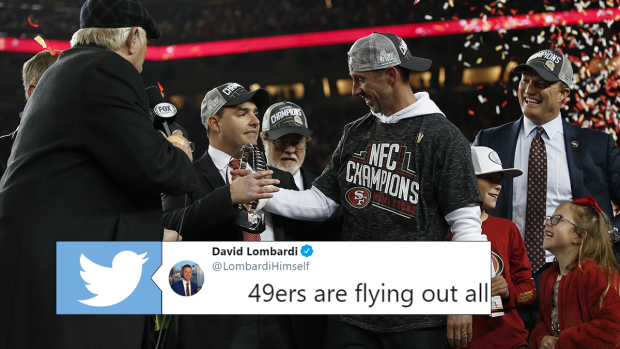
[496,106,500,114]
[478,95,485,104]
[425,15,433,20]
[463,62,471,67]
[458,53,462,61]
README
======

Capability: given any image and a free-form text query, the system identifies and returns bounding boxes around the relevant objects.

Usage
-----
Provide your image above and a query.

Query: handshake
[162,131,279,206]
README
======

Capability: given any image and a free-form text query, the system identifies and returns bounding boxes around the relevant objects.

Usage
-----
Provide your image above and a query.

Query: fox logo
[345,187,371,209]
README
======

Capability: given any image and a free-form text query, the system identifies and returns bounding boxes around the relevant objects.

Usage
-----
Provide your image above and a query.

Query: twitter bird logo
[78,251,149,307]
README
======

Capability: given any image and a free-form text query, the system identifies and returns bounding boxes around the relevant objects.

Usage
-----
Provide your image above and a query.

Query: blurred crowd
[2,0,574,45]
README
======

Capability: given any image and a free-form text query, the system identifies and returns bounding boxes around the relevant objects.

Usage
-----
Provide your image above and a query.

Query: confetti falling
[158,82,164,93]
[450,0,620,140]
[46,47,62,56]
[34,36,47,48]
[28,17,39,28]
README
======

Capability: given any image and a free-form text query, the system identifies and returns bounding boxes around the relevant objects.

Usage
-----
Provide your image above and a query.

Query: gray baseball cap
[512,49,573,88]
[200,82,270,130]
[348,32,432,73]
[262,101,311,139]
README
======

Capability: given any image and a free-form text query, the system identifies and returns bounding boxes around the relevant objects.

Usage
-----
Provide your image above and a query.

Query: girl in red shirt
[531,197,620,349]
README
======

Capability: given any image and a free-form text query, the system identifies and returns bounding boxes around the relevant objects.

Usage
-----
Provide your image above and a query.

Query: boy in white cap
[449,146,535,349]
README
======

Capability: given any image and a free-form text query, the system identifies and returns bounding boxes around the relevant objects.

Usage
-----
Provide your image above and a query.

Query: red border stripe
[0,8,617,60]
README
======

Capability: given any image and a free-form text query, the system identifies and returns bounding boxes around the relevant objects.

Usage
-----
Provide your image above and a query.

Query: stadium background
[1,0,618,175]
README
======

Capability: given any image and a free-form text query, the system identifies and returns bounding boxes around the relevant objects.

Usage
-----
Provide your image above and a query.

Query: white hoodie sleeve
[445,204,484,241]
[260,186,341,221]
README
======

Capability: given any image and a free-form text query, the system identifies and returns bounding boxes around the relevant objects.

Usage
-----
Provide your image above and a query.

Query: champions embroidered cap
[471,146,523,180]
[200,82,271,130]
[80,0,161,39]
[512,49,573,87]
[262,101,311,140]
[347,32,432,72]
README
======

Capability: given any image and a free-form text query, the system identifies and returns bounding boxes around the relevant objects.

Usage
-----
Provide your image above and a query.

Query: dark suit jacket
[0,128,17,179]
[0,44,198,349]
[162,151,327,349]
[171,281,198,297]
[473,116,620,228]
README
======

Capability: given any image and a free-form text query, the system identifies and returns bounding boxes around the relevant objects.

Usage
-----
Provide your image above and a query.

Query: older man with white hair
[0,0,199,348]
[260,101,315,189]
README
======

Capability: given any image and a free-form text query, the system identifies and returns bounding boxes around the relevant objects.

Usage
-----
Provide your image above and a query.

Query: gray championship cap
[200,82,270,130]
[471,146,522,180]
[80,0,160,40]
[261,101,311,139]
[512,49,573,87]
[348,32,432,72]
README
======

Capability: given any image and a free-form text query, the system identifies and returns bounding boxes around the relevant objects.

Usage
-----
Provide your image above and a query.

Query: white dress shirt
[512,115,572,262]
[208,146,275,241]
[182,279,192,297]
[293,170,304,191]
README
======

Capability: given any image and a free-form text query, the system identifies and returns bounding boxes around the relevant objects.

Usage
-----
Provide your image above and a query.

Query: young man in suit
[0,0,199,348]
[473,49,620,335]
[162,83,327,349]
[171,265,198,297]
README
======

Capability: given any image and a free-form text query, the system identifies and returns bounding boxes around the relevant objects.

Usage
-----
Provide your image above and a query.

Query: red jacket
[530,258,620,349]
[449,215,535,349]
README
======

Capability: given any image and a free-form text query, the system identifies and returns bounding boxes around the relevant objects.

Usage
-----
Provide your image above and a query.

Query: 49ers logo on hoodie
[343,141,420,218]
[345,187,371,208]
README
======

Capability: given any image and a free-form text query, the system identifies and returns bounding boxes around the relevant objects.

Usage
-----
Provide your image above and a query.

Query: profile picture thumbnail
[169,261,204,297]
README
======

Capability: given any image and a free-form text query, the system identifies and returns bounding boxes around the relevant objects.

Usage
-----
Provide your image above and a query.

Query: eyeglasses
[544,215,583,230]
[272,138,307,151]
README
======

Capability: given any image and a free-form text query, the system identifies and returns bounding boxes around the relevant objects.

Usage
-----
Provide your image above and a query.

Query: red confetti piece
[476,85,484,90]
[528,10,535,15]
[468,110,475,115]
[414,0,420,4]
[510,9,518,15]
[468,79,472,85]
[497,10,504,15]
[502,100,508,107]
[158,82,164,92]
[28,17,39,28]
[498,31,504,38]
[470,6,476,11]
[46,47,62,56]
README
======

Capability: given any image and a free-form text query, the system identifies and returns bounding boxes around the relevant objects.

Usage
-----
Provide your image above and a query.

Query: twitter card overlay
[57,241,491,315]
[156,241,492,315]
[57,242,162,314]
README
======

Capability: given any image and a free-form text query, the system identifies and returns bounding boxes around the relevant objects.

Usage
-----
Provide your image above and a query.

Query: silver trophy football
[490,251,505,317]
[231,143,269,234]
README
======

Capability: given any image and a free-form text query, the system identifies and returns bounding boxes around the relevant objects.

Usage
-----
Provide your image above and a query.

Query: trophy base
[233,207,265,234]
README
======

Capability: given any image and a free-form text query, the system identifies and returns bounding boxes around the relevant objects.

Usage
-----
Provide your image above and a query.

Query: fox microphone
[146,86,177,136]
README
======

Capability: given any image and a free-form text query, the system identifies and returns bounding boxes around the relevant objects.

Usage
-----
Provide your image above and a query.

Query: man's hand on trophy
[230,169,252,181]
[491,275,509,299]
[160,130,193,162]
[230,170,280,204]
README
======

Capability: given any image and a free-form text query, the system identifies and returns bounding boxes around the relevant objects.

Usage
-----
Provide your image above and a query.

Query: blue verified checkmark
[300,244,313,257]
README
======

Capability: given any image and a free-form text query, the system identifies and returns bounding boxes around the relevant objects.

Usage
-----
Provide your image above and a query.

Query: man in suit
[473,49,620,334]
[171,265,198,297]
[0,0,199,348]
[0,50,59,179]
[162,83,326,349]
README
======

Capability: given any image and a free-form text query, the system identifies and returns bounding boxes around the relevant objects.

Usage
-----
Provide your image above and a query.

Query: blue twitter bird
[79,251,148,307]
